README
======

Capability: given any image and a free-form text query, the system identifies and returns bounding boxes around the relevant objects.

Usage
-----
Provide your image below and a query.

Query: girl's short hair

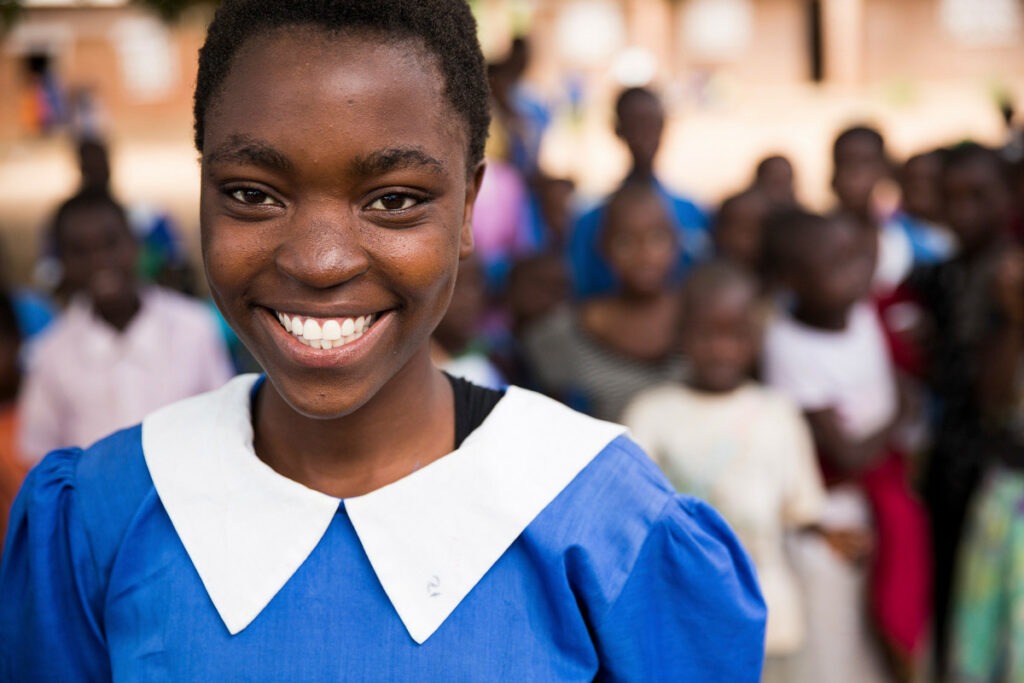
[193,0,490,169]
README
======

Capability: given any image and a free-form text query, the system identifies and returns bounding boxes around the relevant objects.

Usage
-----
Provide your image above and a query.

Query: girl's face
[793,218,873,316]
[714,196,766,270]
[681,283,758,394]
[200,28,480,420]
[58,205,138,310]
[943,158,1011,253]
[603,193,678,296]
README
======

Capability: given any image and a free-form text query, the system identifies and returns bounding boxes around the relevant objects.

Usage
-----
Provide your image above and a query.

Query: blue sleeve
[592,496,766,682]
[0,449,110,682]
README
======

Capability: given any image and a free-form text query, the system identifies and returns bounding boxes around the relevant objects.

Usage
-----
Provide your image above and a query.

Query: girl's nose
[275,205,370,289]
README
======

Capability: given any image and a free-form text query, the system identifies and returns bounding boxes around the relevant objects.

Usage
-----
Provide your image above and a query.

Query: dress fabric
[622,382,825,656]
[0,379,766,682]
[952,467,1024,683]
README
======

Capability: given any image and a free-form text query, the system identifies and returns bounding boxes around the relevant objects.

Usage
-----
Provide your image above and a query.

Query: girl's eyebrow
[350,147,445,177]
[204,135,293,173]
[203,138,445,179]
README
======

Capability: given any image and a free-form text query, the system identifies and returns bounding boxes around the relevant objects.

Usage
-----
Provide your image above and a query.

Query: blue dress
[0,376,765,682]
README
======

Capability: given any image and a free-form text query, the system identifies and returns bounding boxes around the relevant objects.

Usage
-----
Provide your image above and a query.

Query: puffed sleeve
[0,449,110,682]
[592,496,767,682]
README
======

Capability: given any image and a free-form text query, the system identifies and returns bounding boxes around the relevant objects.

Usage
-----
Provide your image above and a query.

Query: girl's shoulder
[525,433,766,676]
[12,425,154,564]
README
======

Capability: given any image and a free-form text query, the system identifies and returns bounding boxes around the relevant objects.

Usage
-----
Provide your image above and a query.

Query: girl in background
[624,260,826,683]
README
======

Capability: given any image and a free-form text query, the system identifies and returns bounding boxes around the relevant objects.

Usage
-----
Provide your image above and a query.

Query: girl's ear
[459,162,486,259]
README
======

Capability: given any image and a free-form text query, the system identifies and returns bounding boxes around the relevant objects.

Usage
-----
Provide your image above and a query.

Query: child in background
[752,154,798,209]
[525,181,687,420]
[893,150,956,265]
[762,209,930,683]
[18,191,235,463]
[568,86,709,299]
[623,260,825,683]
[432,255,506,390]
[489,251,569,390]
[0,291,25,558]
[908,142,1018,678]
[712,188,770,272]
[949,244,1024,682]
[831,125,914,294]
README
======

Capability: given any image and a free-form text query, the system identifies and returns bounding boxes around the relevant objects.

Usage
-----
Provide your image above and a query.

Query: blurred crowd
[2,33,1024,683]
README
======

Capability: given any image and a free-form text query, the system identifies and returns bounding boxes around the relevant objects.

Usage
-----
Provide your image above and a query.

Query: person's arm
[977,248,1024,416]
[803,405,896,477]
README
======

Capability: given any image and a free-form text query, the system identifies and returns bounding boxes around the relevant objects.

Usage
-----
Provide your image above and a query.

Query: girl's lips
[263,307,392,368]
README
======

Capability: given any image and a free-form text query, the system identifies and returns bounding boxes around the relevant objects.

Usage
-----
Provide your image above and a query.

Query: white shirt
[623,382,825,655]
[762,301,897,441]
[19,287,235,463]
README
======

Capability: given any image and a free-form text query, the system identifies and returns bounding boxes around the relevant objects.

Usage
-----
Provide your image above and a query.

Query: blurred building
[1,0,1020,141]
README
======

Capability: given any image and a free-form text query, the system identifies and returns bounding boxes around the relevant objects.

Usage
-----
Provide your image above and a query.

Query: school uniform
[0,374,765,682]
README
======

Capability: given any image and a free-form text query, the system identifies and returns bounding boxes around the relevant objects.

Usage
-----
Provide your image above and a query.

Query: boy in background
[18,191,234,462]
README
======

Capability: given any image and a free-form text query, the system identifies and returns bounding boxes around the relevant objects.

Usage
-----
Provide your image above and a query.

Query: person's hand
[819,527,874,564]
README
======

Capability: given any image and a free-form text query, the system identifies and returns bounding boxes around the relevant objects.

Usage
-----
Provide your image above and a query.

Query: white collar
[142,374,625,643]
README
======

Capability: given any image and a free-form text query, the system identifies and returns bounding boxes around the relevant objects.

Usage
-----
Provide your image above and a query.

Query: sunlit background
[0,0,1022,285]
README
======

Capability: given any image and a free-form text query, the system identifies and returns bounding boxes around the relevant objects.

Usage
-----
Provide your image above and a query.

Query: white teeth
[303,319,323,340]
[322,319,342,341]
[275,311,377,351]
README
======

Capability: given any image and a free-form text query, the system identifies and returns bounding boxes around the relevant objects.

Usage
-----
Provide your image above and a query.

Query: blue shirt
[0,380,765,682]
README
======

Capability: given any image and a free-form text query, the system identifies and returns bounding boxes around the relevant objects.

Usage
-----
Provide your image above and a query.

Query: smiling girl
[0,2,764,680]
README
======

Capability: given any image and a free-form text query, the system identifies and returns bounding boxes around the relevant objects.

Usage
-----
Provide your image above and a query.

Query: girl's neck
[625,164,656,184]
[253,353,455,499]
[791,301,852,332]
[94,291,142,332]
[583,289,680,360]
[616,287,668,307]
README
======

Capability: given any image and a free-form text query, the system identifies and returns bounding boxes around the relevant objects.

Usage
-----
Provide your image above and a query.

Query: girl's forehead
[229,27,440,90]
[203,28,466,166]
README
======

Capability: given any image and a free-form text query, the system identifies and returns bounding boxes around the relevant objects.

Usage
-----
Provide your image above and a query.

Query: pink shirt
[18,287,235,463]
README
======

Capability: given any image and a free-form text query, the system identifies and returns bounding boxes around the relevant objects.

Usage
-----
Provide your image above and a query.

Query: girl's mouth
[274,310,379,350]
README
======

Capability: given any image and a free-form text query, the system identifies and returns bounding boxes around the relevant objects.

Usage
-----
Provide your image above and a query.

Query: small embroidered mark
[427,575,441,597]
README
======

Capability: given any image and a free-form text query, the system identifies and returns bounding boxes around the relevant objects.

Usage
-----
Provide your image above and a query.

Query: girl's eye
[368,193,419,211]
[230,188,278,206]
